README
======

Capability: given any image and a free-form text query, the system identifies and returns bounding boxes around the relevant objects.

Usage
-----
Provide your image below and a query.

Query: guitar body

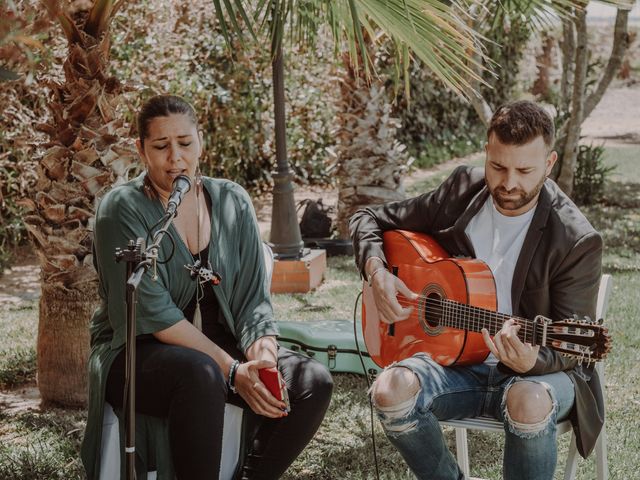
[363,230,497,367]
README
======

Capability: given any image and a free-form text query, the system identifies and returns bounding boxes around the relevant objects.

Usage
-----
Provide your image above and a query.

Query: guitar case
[277,319,380,376]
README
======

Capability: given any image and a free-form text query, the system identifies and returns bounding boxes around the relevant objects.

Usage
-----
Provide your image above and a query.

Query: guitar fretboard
[423,297,538,344]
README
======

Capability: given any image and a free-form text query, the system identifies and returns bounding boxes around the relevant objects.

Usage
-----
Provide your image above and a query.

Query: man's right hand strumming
[365,256,418,325]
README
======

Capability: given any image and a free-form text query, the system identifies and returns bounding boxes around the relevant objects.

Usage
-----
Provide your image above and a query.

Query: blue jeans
[373,353,575,480]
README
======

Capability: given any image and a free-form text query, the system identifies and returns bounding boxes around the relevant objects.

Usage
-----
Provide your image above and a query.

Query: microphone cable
[145,213,176,265]
[353,290,381,480]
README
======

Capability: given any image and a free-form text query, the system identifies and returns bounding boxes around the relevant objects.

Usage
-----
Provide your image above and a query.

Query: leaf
[85,0,116,39]
[67,206,94,222]
[41,146,70,181]
[43,205,67,223]
[12,34,45,49]
[0,67,20,81]
[71,160,103,181]
[80,172,111,196]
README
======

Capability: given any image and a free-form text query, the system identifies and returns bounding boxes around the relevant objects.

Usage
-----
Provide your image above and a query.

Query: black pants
[105,335,333,480]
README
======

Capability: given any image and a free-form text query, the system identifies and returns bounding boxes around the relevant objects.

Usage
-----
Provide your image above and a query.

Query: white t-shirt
[464,196,536,364]
[464,197,537,316]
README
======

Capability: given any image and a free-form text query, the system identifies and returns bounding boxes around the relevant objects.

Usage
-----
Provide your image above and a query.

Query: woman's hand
[245,336,278,363]
[234,359,287,418]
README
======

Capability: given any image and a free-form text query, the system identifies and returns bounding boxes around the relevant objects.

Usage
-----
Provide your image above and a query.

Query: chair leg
[563,432,579,480]
[595,424,608,480]
[455,427,470,478]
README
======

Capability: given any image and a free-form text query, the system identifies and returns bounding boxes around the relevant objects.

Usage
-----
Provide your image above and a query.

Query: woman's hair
[137,95,198,200]
[137,95,198,146]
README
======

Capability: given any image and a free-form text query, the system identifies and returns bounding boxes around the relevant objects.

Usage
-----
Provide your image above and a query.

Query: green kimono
[80,174,279,479]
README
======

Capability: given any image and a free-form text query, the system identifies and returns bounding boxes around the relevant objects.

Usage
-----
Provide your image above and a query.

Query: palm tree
[33,0,629,406]
[27,0,487,406]
[462,0,633,197]
[333,0,633,235]
[25,0,137,406]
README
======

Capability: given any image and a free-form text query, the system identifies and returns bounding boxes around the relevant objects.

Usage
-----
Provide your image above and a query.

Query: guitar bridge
[533,315,551,347]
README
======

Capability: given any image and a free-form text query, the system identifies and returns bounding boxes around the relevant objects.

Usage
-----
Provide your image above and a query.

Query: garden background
[0,1,639,478]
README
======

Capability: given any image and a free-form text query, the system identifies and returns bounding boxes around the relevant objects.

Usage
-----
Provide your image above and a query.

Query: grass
[0,302,37,389]
[0,145,638,479]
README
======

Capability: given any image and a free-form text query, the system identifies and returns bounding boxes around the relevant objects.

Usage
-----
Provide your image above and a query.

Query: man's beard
[490,174,546,212]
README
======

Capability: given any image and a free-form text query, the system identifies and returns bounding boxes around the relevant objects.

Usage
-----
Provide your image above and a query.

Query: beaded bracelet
[227,359,240,393]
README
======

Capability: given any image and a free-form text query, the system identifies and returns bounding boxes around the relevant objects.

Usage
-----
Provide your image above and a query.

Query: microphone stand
[114,211,177,480]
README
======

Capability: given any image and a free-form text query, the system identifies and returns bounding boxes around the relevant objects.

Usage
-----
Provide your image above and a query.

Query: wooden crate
[270,249,326,293]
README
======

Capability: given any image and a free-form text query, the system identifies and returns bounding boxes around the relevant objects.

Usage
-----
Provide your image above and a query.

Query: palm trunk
[335,52,409,238]
[25,1,135,406]
[37,283,100,407]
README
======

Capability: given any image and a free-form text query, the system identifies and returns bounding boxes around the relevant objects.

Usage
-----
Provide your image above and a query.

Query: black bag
[298,199,332,239]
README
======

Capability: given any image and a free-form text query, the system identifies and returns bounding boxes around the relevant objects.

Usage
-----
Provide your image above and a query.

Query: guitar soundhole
[418,285,446,336]
[425,293,442,328]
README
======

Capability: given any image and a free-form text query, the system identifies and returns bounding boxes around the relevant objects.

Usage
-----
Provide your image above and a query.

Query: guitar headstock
[546,317,612,363]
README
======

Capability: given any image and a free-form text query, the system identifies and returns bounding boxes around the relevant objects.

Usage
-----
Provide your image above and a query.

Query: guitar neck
[434,298,536,344]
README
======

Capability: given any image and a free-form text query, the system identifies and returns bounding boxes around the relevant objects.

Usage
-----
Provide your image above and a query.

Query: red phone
[258,367,290,413]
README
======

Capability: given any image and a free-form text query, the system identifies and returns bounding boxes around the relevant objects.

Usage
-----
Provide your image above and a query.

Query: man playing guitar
[350,101,604,480]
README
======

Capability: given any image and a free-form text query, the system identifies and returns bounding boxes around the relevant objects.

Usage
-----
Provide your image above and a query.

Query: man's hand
[234,359,288,418]
[481,319,539,373]
[366,257,418,324]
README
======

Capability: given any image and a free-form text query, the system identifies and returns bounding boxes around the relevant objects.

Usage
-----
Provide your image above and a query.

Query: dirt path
[581,86,640,143]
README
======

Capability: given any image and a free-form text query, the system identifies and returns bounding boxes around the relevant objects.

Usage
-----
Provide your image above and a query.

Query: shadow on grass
[583,180,640,272]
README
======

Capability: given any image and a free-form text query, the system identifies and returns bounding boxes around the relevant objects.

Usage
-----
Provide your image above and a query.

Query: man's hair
[487,100,555,149]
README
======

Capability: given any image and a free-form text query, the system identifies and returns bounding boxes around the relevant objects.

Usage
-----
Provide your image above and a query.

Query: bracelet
[368,266,386,286]
[227,360,240,394]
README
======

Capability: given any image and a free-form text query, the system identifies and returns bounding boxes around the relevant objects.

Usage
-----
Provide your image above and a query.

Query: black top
[182,189,234,343]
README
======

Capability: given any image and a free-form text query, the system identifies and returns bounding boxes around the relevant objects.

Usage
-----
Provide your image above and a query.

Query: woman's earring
[196,166,203,190]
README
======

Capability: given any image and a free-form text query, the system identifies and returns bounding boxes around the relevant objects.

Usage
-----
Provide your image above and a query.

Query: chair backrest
[595,274,613,380]
[596,274,613,321]
[262,242,274,288]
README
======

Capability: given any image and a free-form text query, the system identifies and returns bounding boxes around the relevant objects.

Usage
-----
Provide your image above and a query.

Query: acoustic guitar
[362,230,612,368]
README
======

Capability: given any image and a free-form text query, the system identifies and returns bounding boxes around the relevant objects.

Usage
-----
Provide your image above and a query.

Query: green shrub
[111,1,338,193]
[0,129,32,273]
[573,143,616,206]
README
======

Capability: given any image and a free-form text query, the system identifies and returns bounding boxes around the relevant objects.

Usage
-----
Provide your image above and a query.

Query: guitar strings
[394,296,539,342]
[393,297,599,353]
[373,294,602,356]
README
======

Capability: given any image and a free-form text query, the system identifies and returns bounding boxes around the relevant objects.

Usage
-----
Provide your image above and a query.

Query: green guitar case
[277,319,381,376]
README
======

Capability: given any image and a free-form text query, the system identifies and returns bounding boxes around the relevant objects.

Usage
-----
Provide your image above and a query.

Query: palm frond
[477,0,635,32]
[211,0,257,47]
[85,0,116,39]
[40,0,82,43]
[349,0,487,97]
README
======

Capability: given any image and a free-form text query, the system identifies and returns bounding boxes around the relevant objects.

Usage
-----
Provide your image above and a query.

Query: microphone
[165,175,192,216]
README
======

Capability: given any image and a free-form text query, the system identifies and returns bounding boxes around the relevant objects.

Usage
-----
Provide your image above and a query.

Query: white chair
[441,274,613,480]
[99,243,275,480]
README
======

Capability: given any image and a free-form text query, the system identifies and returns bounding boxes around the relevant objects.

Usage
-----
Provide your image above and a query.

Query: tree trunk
[37,281,99,407]
[27,3,135,407]
[557,9,588,196]
[335,80,409,238]
[531,34,555,99]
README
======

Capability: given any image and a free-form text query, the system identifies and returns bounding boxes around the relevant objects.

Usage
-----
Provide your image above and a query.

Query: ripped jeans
[373,353,575,480]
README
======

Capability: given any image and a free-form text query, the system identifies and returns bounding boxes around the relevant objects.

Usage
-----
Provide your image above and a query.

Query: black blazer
[349,165,604,458]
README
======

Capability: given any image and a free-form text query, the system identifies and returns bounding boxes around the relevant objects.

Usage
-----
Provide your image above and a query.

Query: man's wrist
[365,256,385,277]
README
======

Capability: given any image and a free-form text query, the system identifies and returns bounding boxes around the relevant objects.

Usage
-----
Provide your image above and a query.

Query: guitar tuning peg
[597,317,604,325]
[572,313,579,320]
[584,315,592,323]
